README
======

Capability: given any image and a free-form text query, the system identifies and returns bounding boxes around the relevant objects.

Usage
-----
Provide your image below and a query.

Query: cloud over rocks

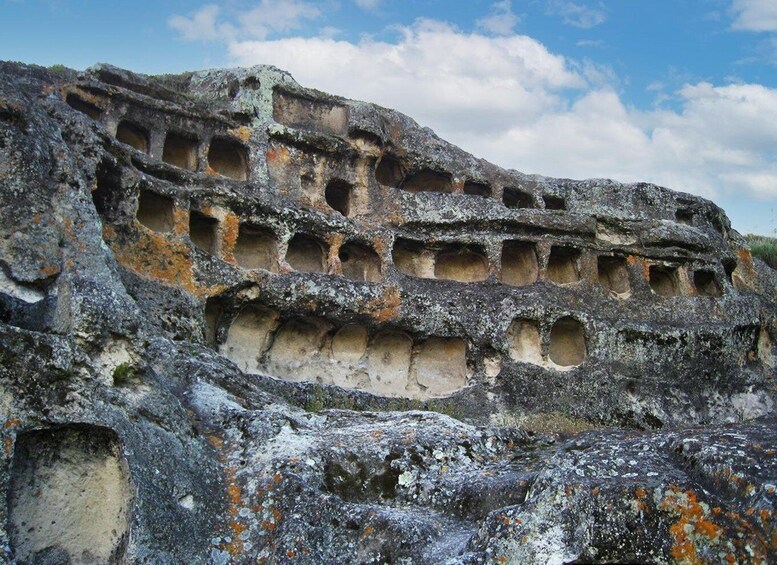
[229,19,583,136]
[167,3,777,224]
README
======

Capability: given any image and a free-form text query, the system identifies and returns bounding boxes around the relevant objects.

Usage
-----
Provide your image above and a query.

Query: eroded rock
[0,60,775,563]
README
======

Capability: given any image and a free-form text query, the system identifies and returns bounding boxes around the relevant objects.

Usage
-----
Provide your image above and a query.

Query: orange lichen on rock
[4,418,21,429]
[267,146,290,166]
[172,207,189,237]
[104,223,225,298]
[363,285,401,321]
[220,210,240,264]
[660,486,723,564]
[228,126,252,144]
[107,227,195,291]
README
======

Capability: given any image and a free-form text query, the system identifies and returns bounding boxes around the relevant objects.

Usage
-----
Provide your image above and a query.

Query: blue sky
[3,0,777,235]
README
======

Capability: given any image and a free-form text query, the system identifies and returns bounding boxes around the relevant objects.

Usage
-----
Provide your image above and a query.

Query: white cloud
[545,0,607,29]
[229,19,583,136]
[238,0,321,38]
[168,5,226,42]
[226,20,777,205]
[476,1,521,36]
[169,0,321,42]
[576,39,604,48]
[354,0,380,10]
[731,0,777,32]
[168,8,777,230]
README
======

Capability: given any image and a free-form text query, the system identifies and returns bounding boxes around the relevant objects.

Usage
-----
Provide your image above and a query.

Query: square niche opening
[137,190,174,233]
[189,211,218,254]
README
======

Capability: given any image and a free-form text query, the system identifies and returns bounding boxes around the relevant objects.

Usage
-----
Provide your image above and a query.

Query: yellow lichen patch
[267,146,291,167]
[228,126,252,144]
[362,285,401,321]
[630,487,650,514]
[39,263,60,278]
[61,85,108,108]
[371,235,389,258]
[104,224,226,298]
[660,486,723,564]
[172,207,188,237]
[220,210,240,264]
[4,418,21,430]
[108,227,195,291]
[629,256,651,281]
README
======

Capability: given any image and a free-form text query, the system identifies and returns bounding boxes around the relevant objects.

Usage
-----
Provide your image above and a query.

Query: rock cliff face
[0,60,775,564]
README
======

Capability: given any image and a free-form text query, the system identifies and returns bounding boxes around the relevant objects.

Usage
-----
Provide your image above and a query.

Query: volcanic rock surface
[0,60,775,563]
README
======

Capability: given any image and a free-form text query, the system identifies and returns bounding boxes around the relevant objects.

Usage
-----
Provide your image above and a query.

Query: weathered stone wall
[0,61,775,563]
[42,62,774,427]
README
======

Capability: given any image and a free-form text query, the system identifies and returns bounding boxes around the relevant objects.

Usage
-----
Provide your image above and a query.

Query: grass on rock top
[746,234,777,270]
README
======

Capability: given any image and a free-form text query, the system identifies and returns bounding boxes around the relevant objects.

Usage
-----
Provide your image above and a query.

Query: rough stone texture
[0,60,775,563]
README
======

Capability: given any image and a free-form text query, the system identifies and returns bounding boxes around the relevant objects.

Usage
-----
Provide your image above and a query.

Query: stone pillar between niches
[147,128,165,161]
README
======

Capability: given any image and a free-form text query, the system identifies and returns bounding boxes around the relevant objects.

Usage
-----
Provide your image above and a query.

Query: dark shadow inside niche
[649,265,681,297]
[694,270,722,297]
[597,256,630,295]
[208,137,249,181]
[204,295,225,346]
[287,233,327,273]
[325,179,353,216]
[392,238,428,277]
[375,155,404,188]
[234,224,278,271]
[723,259,737,285]
[543,195,566,210]
[499,241,538,287]
[116,120,149,153]
[401,169,452,193]
[434,245,489,282]
[340,241,381,282]
[243,76,261,90]
[463,181,491,198]
[546,246,581,284]
[8,425,132,565]
[163,132,198,171]
[189,211,218,254]
[92,159,123,221]
[65,93,101,120]
[503,187,533,209]
[349,129,383,147]
[136,189,174,233]
[548,317,586,367]
[676,209,694,225]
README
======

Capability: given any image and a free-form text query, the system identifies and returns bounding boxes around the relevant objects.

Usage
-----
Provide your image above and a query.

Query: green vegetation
[47,64,69,76]
[745,234,777,270]
[112,363,138,386]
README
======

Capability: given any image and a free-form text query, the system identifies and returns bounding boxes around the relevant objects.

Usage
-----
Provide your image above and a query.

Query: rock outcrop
[0,60,775,563]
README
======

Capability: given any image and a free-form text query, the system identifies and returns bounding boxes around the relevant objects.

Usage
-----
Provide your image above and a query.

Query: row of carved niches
[126,186,733,295]
[392,237,729,298]
[268,130,717,235]
[64,92,250,181]
[211,304,469,399]
[508,317,587,369]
